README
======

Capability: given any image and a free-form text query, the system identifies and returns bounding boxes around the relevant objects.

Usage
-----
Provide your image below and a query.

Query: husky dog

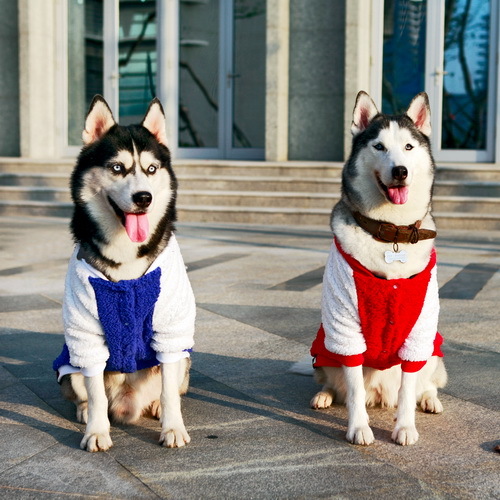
[310,91,447,446]
[53,96,195,452]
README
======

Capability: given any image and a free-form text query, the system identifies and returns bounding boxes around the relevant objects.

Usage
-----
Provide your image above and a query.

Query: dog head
[71,96,177,248]
[343,91,434,217]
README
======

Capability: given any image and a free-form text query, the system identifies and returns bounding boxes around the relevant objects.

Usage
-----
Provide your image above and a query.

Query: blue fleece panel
[53,343,71,372]
[54,267,162,373]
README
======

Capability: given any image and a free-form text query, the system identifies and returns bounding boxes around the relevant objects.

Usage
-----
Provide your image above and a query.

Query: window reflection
[382,0,427,114]
[118,0,157,126]
[442,0,490,150]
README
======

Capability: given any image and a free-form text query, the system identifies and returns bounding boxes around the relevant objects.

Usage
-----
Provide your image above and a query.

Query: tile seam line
[196,304,315,347]
[0,421,162,500]
[0,484,106,499]
[179,233,330,253]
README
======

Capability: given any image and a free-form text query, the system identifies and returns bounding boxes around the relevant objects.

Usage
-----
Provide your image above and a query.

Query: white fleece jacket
[59,234,195,378]
[318,240,440,369]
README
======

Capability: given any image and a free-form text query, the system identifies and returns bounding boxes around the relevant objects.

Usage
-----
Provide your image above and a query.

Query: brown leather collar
[352,211,437,245]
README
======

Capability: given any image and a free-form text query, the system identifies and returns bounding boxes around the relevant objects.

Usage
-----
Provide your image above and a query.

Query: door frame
[61,0,265,159]
[370,0,500,163]
[160,0,264,160]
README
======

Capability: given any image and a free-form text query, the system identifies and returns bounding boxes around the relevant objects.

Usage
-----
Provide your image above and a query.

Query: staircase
[0,158,499,230]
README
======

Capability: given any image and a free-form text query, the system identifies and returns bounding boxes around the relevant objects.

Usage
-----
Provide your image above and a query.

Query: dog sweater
[311,239,443,373]
[53,234,195,380]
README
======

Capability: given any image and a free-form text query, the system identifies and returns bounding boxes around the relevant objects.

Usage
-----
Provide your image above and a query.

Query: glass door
[178,0,220,154]
[66,0,158,145]
[380,0,497,162]
[226,0,266,158]
[177,0,265,159]
[428,0,497,161]
[118,0,157,125]
[65,0,265,159]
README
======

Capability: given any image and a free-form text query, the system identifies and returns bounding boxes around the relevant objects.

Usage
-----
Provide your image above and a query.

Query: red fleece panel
[311,325,365,367]
[311,242,442,372]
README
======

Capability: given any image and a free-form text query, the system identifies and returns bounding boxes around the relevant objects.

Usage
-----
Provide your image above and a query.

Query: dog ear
[82,95,116,145]
[406,92,431,137]
[351,91,379,136]
[142,98,168,146]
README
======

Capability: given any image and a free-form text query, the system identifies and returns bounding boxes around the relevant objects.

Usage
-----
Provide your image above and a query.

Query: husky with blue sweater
[54,96,195,452]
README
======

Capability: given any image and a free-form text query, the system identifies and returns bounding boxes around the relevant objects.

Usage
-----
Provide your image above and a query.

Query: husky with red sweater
[310,91,447,446]
[53,96,195,451]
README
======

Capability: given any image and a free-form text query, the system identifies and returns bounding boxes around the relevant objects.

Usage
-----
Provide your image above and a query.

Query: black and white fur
[60,96,191,451]
[310,92,447,446]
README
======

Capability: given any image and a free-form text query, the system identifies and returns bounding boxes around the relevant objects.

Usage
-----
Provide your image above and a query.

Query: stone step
[0,159,345,178]
[0,158,499,182]
[0,158,498,229]
[435,163,500,181]
[0,185,71,202]
[177,205,500,230]
[2,183,498,214]
[432,196,500,214]
[0,171,343,193]
[177,190,500,213]
[178,175,342,193]
[178,176,500,197]
[177,190,339,209]
[433,212,500,230]
[0,172,70,188]
[0,158,74,173]
[0,200,72,218]
[1,171,499,197]
[173,160,344,178]
[0,197,498,230]
[433,180,500,197]
[1,185,498,217]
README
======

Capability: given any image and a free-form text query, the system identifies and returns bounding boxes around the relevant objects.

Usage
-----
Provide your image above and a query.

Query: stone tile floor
[0,216,498,499]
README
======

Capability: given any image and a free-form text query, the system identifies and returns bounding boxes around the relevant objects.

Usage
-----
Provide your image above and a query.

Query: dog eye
[373,143,385,151]
[110,163,124,174]
[405,143,414,151]
[147,165,157,174]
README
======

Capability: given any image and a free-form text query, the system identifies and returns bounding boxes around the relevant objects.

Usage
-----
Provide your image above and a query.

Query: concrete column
[265,0,289,161]
[344,0,372,160]
[18,0,58,158]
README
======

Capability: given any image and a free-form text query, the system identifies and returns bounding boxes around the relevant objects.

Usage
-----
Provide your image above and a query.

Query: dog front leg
[343,365,374,445]
[159,359,190,448]
[80,373,112,452]
[392,371,419,445]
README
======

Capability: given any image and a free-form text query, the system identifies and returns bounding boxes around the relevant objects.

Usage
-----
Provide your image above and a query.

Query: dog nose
[133,191,153,209]
[392,166,408,181]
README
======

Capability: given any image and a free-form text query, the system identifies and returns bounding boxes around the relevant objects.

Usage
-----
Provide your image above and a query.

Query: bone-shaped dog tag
[385,250,408,264]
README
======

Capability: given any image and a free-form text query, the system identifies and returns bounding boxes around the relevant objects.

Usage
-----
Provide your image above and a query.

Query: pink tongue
[124,213,149,242]
[387,186,409,205]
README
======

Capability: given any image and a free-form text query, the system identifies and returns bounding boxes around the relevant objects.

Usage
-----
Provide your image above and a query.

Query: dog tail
[288,355,315,376]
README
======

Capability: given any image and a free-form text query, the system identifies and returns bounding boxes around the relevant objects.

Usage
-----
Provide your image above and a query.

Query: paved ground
[0,215,499,499]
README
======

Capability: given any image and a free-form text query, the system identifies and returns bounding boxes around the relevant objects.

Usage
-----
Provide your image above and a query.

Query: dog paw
[346,425,374,446]
[150,400,161,420]
[76,402,88,424]
[159,426,191,448]
[392,426,419,446]
[80,432,113,452]
[310,390,334,409]
[420,396,443,414]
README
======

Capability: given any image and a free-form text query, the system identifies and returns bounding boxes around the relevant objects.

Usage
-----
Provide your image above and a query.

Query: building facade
[3,0,500,165]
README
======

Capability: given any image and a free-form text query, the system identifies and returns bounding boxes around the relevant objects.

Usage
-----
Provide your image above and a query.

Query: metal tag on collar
[385,249,408,264]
